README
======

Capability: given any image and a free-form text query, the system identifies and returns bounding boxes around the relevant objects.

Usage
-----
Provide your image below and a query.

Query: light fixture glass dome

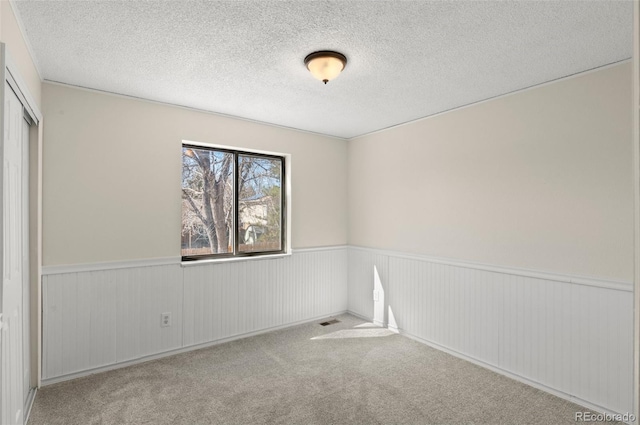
[304,51,347,84]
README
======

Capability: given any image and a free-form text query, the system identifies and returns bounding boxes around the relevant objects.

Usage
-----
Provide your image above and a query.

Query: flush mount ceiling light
[304,51,347,84]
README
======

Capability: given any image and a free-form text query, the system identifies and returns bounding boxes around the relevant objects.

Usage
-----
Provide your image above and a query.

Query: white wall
[39,49,634,417]
[42,247,348,384]
[1,0,43,393]
[348,246,633,415]
[1,1,40,107]
[39,83,349,384]
[347,63,634,415]
[41,82,348,266]
[349,62,633,282]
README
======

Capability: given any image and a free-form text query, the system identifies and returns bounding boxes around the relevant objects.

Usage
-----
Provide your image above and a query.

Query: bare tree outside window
[238,155,282,253]
[181,148,234,255]
[181,145,285,260]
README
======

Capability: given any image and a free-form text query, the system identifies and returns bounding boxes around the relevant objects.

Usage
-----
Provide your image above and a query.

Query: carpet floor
[28,314,615,425]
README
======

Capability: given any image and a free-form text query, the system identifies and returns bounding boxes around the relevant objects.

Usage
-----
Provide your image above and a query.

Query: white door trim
[21,116,31,416]
[0,43,43,424]
[633,1,639,423]
[4,55,41,124]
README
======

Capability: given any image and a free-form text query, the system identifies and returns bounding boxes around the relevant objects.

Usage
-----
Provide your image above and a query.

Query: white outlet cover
[161,313,171,327]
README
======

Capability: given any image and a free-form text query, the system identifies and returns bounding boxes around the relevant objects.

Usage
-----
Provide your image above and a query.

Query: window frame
[181,141,290,263]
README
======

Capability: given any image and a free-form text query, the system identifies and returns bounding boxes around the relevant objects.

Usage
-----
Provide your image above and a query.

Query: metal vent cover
[319,319,340,326]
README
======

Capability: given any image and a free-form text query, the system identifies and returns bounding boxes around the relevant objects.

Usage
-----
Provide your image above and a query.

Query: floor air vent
[319,319,340,326]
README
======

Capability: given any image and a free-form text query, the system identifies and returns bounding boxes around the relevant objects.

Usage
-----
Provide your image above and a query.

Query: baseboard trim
[344,310,372,322]
[395,325,628,420]
[344,309,629,420]
[348,245,632,292]
[23,387,37,425]
[41,310,348,386]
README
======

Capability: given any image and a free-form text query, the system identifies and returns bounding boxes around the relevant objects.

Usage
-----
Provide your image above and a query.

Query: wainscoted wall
[348,246,633,416]
[41,244,633,415]
[182,249,347,347]
[42,247,347,384]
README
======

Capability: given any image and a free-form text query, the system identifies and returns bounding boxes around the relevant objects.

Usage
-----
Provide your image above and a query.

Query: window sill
[180,251,292,267]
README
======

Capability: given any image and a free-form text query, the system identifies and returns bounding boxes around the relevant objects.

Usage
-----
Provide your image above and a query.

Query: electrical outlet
[373,290,379,301]
[161,312,172,327]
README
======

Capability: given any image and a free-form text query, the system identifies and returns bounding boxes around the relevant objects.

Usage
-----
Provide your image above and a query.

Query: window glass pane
[181,147,234,256]
[238,155,282,253]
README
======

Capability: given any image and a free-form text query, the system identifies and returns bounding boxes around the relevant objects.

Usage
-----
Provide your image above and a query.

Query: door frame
[21,114,34,418]
[634,1,639,423]
[0,42,43,424]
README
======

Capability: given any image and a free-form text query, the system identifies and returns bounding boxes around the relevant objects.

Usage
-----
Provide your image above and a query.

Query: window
[181,143,287,261]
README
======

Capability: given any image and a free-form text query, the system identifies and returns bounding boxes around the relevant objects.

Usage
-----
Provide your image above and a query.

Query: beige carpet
[28,314,615,425]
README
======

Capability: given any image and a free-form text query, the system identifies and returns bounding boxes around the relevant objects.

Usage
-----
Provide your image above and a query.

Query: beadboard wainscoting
[348,246,634,416]
[182,249,348,347]
[40,244,633,415]
[41,247,348,384]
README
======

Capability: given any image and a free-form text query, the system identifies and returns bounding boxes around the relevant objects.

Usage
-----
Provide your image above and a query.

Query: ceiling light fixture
[304,51,347,84]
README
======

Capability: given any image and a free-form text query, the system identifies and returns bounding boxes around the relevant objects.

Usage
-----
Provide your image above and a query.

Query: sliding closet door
[21,116,30,412]
[1,81,25,425]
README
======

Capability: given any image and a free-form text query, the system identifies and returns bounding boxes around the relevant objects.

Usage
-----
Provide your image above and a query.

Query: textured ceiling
[14,0,632,139]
